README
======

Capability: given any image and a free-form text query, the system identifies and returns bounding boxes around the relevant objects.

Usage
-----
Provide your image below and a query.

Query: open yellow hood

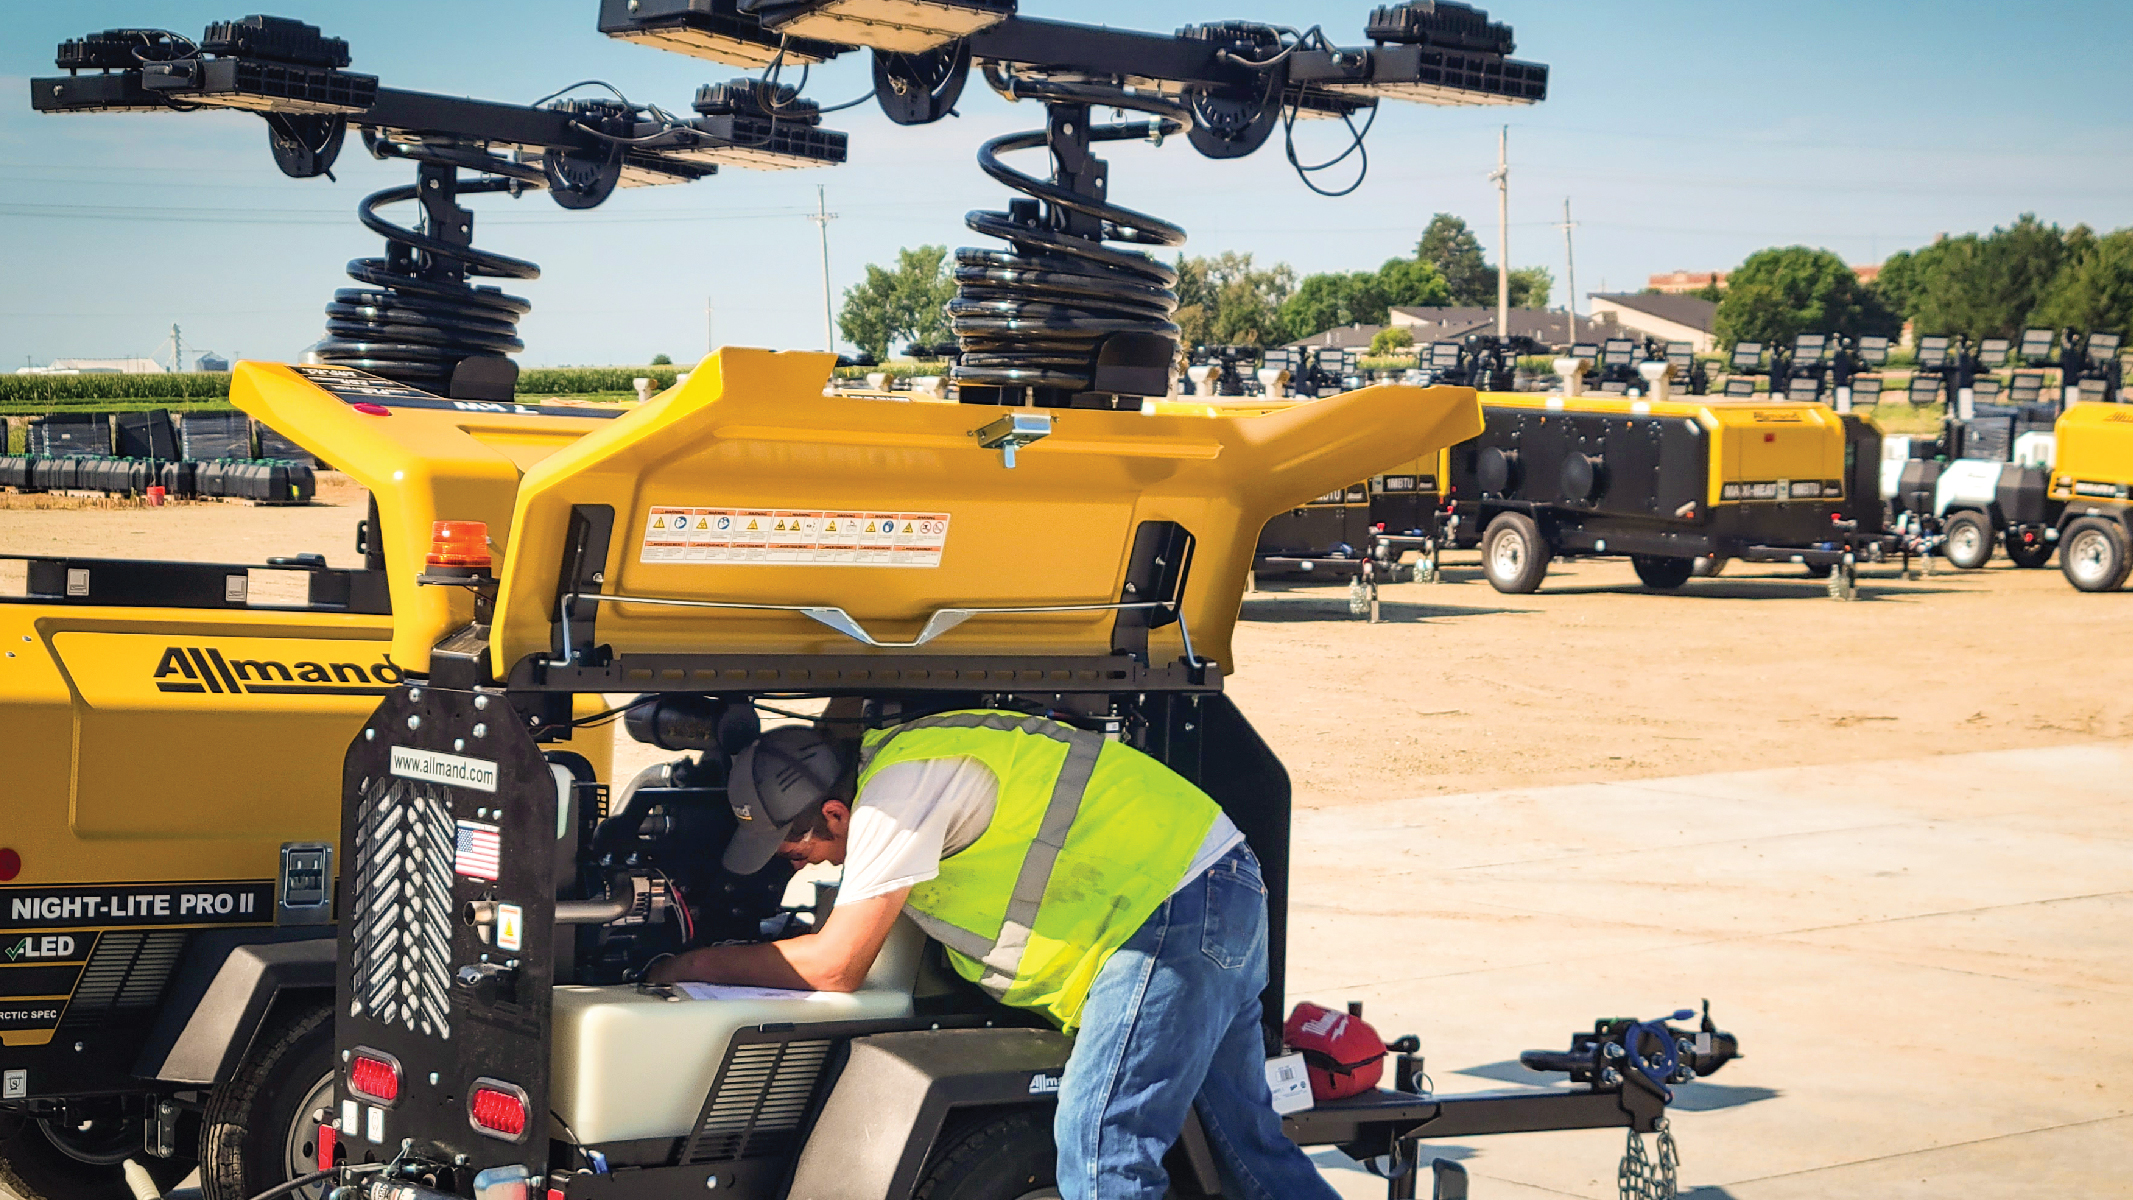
[488,349,1482,679]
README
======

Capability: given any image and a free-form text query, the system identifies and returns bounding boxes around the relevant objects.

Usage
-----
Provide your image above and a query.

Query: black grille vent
[347,777,456,1039]
[682,1039,834,1164]
[61,931,187,1027]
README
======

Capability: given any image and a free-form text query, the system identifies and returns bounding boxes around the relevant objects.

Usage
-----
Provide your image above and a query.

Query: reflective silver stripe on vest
[865,712,1104,998]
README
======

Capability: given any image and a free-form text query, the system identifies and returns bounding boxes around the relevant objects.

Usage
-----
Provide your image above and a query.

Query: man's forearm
[651,936,861,991]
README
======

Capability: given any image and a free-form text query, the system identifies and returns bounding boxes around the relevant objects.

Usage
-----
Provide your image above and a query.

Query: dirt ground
[6,480,2130,805]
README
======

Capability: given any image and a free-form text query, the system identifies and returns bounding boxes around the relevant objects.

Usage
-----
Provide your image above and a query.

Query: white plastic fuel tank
[551,918,926,1144]
[1879,435,1915,501]
[1935,458,2006,515]
[2014,430,2056,469]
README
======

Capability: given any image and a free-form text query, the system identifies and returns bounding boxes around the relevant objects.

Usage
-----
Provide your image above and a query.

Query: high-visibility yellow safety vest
[857,710,1222,1031]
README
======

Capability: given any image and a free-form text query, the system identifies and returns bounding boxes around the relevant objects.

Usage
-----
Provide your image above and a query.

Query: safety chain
[1618,1118,1679,1200]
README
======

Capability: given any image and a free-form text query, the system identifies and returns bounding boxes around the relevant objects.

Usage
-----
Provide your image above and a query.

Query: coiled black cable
[311,140,543,394]
[948,67,1194,400]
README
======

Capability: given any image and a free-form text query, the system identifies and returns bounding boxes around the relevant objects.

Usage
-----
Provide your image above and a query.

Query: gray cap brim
[721,751,797,875]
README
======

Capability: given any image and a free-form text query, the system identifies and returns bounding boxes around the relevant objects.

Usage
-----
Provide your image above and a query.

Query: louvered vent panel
[62,931,187,1027]
[684,1039,833,1163]
[347,777,455,1039]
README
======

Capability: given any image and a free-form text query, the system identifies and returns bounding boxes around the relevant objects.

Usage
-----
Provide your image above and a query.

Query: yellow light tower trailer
[290,343,1738,1200]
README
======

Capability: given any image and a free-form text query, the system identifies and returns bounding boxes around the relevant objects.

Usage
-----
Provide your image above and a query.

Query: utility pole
[1558,197,1579,348]
[1490,126,1509,339]
[807,185,838,353]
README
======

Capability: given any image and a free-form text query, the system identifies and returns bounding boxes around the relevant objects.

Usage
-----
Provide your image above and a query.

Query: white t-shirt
[836,755,1244,906]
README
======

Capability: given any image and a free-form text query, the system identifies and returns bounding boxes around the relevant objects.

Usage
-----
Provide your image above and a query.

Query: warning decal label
[641,508,950,568]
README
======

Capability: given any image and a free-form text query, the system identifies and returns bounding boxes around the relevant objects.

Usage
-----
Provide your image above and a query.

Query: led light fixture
[1908,376,1942,407]
[1916,336,1951,369]
[1978,337,2011,366]
[1601,338,1634,367]
[2010,372,2044,404]
[1314,47,1548,106]
[94,16,379,116]
[743,0,1015,53]
[1850,377,1883,406]
[1972,377,2002,400]
[598,0,842,68]
[1730,342,1763,371]
[1792,333,1827,365]
[648,80,850,169]
[1429,341,1463,368]
[1785,377,1821,402]
[1856,335,1890,366]
[2088,331,2123,364]
[1665,341,1694,371]
[1723,378,1756,398]
[2019,328,2055,362]
[1571,342,1599,362]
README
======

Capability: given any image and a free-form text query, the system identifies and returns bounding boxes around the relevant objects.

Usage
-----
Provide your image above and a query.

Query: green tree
[2032,229,2133,341]
[1174,252,1296,349]
[1376,257,1452,310]
[837,244,957,360]
[1418,214,1493,305]
[1715,246,1901,349]
[1509,266,1553,310]
[1369,326,1416,355]
[1883,215,2088,340]
[650,353,672,365]
[1279,272,1390,342]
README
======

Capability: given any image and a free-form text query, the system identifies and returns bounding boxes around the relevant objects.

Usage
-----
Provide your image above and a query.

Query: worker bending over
[649,709,1335,1200]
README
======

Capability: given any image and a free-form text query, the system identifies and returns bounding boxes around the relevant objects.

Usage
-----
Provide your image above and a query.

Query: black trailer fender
[786,1028,1072,1200]
[133,930,334,1085]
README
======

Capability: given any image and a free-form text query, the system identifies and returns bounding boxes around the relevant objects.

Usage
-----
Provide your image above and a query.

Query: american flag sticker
[454,821,501,881]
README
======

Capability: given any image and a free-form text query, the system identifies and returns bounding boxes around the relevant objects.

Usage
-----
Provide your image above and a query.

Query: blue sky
[4,0,2131,369]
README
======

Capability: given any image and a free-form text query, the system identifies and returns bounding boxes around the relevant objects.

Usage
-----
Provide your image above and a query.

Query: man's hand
[645,887,912,991]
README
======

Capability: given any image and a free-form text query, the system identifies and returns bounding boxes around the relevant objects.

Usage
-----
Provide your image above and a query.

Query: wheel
[0,1102,192,1200]
[1630,555,1694,590]
[1480,513,1551,594]
[2005,535,2054,569]
[200,1000,335,1200]
[1803,562,1834,579]
[1942,511,1993,570]
[2059,518,2132,593]
[1690,556,1728,578]
[913,1111,1057,1200]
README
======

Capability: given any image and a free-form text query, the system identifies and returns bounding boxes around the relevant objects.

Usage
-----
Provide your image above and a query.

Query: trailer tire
[2005,536,2054,569]
[913,1110,1057,1200]
[2060,518,2131,593]
[0,1103,193,1200]
[200,999,335,1200]
[1481,513,1551,594]
[1803,562,1834,579]
[1943,511,1993,570]
[1630,555,1694,590]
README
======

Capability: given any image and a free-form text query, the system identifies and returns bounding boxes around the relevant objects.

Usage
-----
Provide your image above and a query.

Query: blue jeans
[1055,843,1338,1200]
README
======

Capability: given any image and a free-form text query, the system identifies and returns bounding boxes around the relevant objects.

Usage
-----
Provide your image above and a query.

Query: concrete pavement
[1288,742,2133,1199]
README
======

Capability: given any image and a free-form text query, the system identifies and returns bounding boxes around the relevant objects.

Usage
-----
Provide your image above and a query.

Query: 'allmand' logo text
[154,646,402,697]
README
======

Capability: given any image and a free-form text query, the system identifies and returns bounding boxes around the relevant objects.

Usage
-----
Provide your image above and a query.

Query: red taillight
[315,1121,337,1170]
[0,849,18,882]
[352,403,392,416]
[348,1049,400,1104]
[469,1079,528,1141]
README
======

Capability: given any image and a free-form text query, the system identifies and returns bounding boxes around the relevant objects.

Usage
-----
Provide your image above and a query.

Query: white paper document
[673,982,832,1002]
